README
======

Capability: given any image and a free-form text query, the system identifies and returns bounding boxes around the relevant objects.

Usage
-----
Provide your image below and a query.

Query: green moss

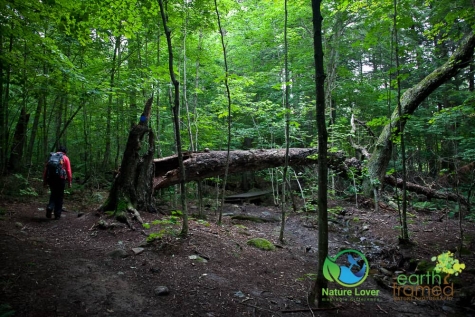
[117,199,128,212]
[247,238,275,251]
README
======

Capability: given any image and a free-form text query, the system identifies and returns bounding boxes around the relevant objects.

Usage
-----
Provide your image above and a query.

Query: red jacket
[43,152,73,185]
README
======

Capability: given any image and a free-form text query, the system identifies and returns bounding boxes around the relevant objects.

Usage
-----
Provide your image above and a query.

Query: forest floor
[1,187,475,317]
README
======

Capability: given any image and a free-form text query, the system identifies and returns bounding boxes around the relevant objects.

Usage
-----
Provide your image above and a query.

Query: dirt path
[1,196,474,316]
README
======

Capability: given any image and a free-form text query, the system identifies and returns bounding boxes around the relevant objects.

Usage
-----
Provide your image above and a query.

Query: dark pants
[48,179,66,218]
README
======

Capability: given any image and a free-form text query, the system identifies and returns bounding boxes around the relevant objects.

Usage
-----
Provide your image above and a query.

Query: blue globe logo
[323,249,369,287]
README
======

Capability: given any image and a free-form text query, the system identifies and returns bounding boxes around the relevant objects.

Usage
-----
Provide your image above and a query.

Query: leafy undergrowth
[0,193,474,316]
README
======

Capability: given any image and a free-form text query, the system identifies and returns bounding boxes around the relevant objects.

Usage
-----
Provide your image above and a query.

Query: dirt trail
[1,197,474,316]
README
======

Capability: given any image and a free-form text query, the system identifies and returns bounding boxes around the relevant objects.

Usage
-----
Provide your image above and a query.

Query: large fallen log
[384,175,468,206]
[152,148,468,206]
[153,148,336,189]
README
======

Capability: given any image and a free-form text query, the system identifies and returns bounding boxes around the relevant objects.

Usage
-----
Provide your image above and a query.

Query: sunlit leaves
[367,116,390,128]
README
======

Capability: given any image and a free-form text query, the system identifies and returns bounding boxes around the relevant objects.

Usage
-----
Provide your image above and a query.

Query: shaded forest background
[1,0,475,212]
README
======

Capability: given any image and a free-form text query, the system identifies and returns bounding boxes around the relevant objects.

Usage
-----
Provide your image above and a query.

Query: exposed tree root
[127,207,144,224]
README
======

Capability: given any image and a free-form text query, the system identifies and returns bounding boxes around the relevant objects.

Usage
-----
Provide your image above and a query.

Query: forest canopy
[0,0,474,195]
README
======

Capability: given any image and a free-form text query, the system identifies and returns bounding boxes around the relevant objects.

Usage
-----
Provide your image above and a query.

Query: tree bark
[153,148,320,190]
[103,35,121,171]
[384,175,468,206]
[364,32,475,193]
[158,0,189,236]
[0,30,13,175]
[27,87,45,165]
[8,107,30,173]
[309,0,329,307]
[152,148,468,206]
[100,97,155,215]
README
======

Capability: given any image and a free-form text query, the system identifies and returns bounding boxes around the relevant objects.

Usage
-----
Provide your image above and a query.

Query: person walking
[43,145,72,220]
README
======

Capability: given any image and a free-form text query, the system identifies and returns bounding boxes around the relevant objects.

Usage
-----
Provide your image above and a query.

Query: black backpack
[47,152,66,179]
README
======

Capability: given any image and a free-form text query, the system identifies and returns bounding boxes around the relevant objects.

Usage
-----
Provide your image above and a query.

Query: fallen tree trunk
[153,148,326,189]
[384,175,468,206]
[152,148,468,206]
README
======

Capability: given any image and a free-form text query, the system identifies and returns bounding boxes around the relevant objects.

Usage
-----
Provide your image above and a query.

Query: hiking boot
[46,207,53,219]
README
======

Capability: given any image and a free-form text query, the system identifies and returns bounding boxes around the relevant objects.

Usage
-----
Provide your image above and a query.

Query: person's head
[58,145,67,154]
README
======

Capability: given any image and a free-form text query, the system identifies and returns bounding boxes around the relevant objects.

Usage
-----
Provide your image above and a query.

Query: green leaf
[323,256,340,282]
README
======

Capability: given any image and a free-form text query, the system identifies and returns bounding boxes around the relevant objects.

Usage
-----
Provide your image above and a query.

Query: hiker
[43,145,72,220]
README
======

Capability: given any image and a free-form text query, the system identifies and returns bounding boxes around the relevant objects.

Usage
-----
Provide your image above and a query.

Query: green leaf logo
[323,249,369,287]
[323,256,341,282]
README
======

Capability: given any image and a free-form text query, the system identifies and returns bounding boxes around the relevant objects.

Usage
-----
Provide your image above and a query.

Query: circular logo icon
[323,249,369,287]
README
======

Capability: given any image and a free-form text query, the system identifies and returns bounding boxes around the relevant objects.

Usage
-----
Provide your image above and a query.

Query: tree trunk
[308,0,329,307]
[27,89,45,165]
[0,32,4,174]
[214,0,232,225]
[153,148,319,189]
[103,35,121,171]
[152,148,468,206]
[384,175,468,206]
[100,97,155,215]
[279,0,290,244]
[364,33,475,194]
[8,107,30,173]
[158,0,189,236]
[1,30,13,175]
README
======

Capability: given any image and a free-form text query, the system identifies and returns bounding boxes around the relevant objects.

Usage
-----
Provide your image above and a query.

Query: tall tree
[279,0,290,244]
[308,0,328,307]
[158,0,189,236]
[214,0,233,225]
[392,0,409,242]
[102,34,122,170]
[8,107,30,173]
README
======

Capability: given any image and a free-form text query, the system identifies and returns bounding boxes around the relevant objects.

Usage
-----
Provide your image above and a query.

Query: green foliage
[465,212,475,222]
[1,0,474,203]
[412,201,438,211]
[0,304,15,317]
[367,116,390,128]
[328,206,343,217]
[19,188,38,197]
[143,210,183,242]
[0,175,38,197]
[246,238,276,251]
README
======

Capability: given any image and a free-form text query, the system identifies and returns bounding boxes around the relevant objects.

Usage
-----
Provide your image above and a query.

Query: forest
[1,0,475,316]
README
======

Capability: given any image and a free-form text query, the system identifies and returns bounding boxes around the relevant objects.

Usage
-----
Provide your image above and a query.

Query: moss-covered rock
[247,238,275,251]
